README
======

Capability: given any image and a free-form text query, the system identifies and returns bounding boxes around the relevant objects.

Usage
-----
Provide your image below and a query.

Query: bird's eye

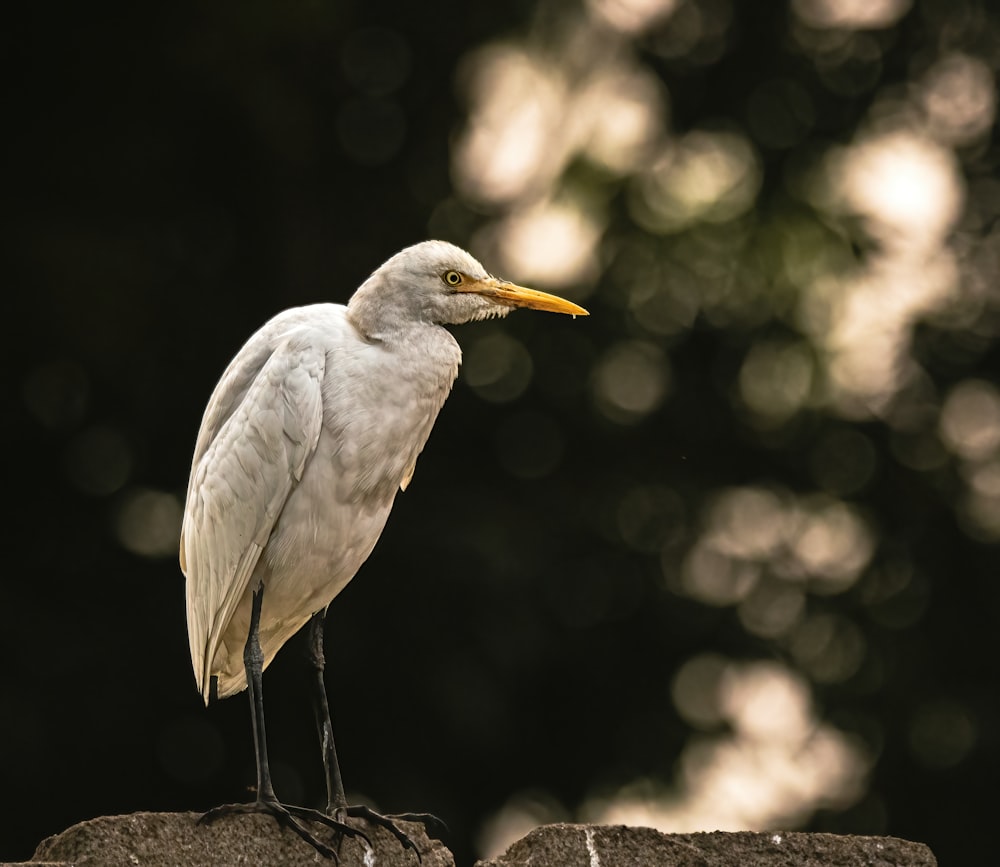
[443,270,463,287]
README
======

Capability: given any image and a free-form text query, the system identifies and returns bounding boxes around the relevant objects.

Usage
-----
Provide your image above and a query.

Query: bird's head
[347,240,588,336]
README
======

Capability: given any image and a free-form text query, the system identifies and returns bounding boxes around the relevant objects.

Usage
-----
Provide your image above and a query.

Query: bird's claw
[330,804,447,861]
[387,811,450,840]
[201,799,370,860]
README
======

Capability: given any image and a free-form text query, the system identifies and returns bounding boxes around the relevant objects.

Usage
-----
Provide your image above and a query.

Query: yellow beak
[461,276,589,317]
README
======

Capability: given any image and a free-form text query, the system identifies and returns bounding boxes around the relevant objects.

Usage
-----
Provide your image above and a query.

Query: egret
[180,240,588,857]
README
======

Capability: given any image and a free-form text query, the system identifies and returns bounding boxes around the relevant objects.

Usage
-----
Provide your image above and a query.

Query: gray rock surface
[475,823,938,867]
[17,810,451,867]
[2,814,938,867]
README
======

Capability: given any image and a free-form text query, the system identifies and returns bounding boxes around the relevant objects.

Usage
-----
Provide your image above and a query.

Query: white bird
[180,240,588,857]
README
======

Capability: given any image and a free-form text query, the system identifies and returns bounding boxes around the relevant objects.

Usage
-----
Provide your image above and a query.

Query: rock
[3,816,938,867]
[18,810,452,867]
[474,823,938,867]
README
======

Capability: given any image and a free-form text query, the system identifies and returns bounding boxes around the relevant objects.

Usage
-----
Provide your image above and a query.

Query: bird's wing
[180,328,326,703]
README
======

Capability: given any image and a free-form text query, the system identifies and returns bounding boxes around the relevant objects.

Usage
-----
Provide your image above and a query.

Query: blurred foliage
[4,0,1000,865]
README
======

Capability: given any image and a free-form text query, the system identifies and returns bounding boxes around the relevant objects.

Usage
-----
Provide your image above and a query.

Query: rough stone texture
[15,810,452,867]
[474,823,939,867]
[1,816,939,867]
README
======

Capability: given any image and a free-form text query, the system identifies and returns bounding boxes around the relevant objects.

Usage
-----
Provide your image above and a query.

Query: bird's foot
[201,797,369,860]
[331,803,449,860]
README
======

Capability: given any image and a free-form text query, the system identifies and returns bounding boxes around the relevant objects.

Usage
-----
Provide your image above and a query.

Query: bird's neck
[344,288,462,396]
[346,278,425,339]
[383,320,463,382]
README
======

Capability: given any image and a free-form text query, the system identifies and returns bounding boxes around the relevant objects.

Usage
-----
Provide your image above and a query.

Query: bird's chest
[320,337,460,504]
[261,335,459,606]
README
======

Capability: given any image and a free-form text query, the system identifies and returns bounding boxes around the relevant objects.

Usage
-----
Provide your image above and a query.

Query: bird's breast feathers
[316,325,460,501]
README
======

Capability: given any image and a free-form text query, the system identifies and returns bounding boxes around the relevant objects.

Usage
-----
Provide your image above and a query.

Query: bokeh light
[918,53,997,146]
[489,199,602,290]
[939,379,1000,461]
[453,44,568,207]
[578,660,867,836]
[590,340,671,424]
[115,488,184,558]
[791,0,912,30]
[461,331,535,403]
[586,0,680,34]
[907,699,979,770]
[631,129,762,233]
[738,339,815,426]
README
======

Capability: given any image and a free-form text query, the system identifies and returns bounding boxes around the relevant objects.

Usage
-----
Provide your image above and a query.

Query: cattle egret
[180,240,588,857]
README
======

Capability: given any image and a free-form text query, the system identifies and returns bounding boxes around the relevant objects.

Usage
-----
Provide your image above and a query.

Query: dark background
[4,1,999,864]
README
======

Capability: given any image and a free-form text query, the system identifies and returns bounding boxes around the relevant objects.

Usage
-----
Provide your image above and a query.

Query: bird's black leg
[306,607,346,811]
[200,585,368,860]
[306,608,449,855]
[245,584,279,803]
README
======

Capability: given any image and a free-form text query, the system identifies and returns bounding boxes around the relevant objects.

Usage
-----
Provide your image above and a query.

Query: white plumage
[180,240,587,703]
